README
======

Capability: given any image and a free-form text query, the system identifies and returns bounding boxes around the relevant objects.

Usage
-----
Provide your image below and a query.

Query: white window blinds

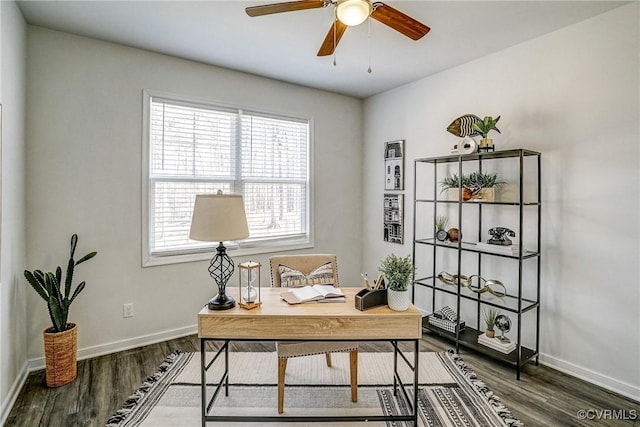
[148,97,309,254]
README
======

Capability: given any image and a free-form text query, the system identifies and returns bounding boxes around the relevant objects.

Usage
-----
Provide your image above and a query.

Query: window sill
[142,238,313,267]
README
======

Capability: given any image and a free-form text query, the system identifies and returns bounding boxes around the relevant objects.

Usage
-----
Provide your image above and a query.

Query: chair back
[269,254,339,288]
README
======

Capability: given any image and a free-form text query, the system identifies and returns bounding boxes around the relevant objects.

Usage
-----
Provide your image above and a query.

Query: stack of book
[474,242,523,255]
[477,332,516,354]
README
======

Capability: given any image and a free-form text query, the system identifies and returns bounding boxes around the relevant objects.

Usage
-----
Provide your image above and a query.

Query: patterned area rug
[106,351,523,427]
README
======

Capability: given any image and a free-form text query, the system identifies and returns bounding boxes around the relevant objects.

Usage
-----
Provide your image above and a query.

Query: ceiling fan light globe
[336,0,371,26]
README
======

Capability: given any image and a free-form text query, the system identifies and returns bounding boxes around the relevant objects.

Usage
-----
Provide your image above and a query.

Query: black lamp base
[208,293,236,310]
[206,242,236,310]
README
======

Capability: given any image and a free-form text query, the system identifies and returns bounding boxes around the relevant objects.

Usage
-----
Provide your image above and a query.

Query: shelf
[414,148,541,164]
[415,238,540,260]
[412,148,541,379]
[415,276,539,314]
[422,320,538,368]
[415,198,540,206]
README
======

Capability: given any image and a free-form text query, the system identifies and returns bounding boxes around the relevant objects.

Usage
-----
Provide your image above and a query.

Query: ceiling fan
[245,0,430,57]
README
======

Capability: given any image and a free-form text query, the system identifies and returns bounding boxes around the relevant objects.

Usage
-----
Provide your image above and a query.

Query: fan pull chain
[367,17,372,73]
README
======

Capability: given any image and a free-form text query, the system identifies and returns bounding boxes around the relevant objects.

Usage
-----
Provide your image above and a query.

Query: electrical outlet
[123,303,134,318]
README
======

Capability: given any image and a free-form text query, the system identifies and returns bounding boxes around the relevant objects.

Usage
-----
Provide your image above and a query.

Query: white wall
[25,28,363,364]
[17,0,639,407]
[362,4,639,400]
[0,0,27,424]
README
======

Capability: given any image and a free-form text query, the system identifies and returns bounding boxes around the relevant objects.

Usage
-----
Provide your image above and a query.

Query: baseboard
[21,324,639,403]
[27,324,197,372]
[0,360,29,426]
[539,352,640,402]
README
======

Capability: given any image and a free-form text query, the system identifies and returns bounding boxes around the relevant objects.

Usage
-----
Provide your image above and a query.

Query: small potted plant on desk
[378,254,416,311]
[24,234,97,387]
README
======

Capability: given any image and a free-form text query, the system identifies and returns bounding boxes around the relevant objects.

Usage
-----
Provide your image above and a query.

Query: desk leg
[198,338,417,425]
[224,341,229,396]
[392,341,398,396]
[200,339,206,427]
[413,339,419,426]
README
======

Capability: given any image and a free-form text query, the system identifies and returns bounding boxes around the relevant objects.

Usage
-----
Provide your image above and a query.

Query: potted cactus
[24,234,97,387]
[378,253,416,311]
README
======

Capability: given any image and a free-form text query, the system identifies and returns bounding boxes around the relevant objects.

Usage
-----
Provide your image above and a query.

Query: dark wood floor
[6,331,639,426]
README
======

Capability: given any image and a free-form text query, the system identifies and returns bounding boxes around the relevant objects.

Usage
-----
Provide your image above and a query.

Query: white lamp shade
[189,193,250,243]
[336,0,371,26]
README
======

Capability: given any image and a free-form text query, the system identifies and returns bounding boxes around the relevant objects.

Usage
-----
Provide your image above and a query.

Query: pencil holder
[354,288,388,311]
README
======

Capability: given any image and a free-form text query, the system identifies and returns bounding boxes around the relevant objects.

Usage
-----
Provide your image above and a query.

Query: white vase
[387,289,411,311]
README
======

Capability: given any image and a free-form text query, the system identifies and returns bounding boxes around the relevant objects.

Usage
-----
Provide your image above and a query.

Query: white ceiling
[17,0,626,98]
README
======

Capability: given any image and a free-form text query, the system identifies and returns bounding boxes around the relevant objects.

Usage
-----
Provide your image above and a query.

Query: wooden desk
[198,287,422,425]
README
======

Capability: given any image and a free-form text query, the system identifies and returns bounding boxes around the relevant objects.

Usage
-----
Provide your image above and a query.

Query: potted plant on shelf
[483,307,500,338]
[435,216,449,242]
[472,115,501,150]
[440,173,473,201]
[441,171,504,202]
[378,253,416,311]
[466,171,504,202]
[24,234,97,387]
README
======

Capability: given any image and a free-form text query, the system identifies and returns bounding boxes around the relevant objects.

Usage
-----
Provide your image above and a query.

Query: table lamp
[189,191,249,310]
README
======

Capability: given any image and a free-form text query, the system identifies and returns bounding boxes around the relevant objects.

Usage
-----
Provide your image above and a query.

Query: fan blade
[246,0,326,17]
[371,2,430,40]
[317,20,348,56]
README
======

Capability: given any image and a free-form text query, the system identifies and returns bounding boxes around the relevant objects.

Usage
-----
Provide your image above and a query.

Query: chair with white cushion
[269,254,358,414]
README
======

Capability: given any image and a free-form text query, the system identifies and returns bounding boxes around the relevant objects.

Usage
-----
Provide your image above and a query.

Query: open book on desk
[281,285,346,304]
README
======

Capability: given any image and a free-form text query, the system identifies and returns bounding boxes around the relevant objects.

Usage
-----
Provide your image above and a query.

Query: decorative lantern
[238,261,262,309]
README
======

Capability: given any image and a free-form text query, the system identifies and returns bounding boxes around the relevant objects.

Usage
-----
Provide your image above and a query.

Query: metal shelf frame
[411,148,541,379]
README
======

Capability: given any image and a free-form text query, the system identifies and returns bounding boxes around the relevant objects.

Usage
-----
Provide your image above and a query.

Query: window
[143,92,311,264]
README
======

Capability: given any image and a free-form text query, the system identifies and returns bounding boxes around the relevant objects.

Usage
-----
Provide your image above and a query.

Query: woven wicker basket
[43,323,78,387]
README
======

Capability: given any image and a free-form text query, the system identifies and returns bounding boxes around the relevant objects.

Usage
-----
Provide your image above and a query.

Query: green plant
[440,171,504,196]
[24,234,97,333]
[472,115,501,139]
[466,171,504,195]
[439,173,470,193]
[378,253,416,291]
[483,307,500,331]
[435,216,448,232]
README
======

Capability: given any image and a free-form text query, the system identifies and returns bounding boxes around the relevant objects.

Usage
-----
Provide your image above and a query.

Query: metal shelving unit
[412,148,541,379]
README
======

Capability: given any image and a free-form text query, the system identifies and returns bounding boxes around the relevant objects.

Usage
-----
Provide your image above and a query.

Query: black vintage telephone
[488,227,515,246]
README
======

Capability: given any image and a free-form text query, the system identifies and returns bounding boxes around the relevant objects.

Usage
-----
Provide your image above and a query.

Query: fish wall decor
[447,114,481,137]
